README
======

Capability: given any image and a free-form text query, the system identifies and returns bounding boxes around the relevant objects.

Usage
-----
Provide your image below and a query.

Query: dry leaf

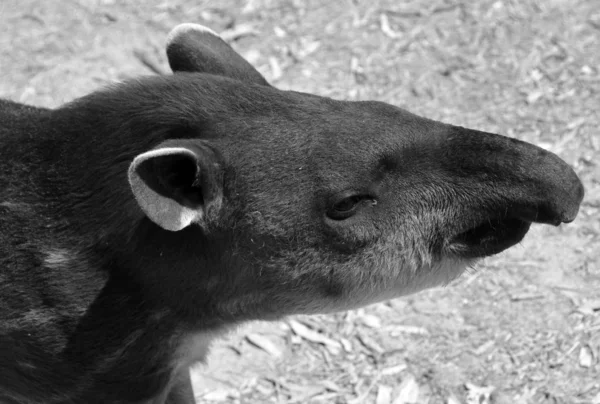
[245,333,282,357]
[377,384,393,404]
[579,345,594,368]
[465,383,495,404]
[392,374,419,404]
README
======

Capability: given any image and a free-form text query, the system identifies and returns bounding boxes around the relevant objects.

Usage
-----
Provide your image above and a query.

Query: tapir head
[105,24,583,321]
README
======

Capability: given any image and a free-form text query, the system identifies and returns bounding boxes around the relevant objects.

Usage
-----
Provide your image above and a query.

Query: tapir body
[0,24,584,403]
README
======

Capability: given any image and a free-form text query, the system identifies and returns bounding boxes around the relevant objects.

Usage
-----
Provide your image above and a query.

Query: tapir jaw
[434,127,584,259]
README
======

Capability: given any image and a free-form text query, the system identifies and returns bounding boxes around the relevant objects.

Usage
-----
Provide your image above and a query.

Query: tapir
[0,23,584,403]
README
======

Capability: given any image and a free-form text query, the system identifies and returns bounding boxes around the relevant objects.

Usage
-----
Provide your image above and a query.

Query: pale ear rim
[166,23,220,48]
[128,147,201,232]
[130,146,197,167]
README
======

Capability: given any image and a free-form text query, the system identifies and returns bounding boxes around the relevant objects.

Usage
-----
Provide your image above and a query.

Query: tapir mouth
[447,200,579,259]
[448,214,532,258]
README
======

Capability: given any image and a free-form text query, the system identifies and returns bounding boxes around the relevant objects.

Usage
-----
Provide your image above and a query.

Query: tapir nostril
[549,159,585,224]
[569,176,586,219]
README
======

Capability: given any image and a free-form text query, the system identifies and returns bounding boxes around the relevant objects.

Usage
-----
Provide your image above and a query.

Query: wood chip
[392,374,419,404]
[389,325,430,336]
[577,299,600,315]
[591,134,600,151]
[201,388,238,401]
[447,394,462,404]
[567,117,586,130]
[360,314,382,328]
[356,332,385,354]
[133,49,167,75]
[376,384,393,404]
[221,23,258,42]
[381,363,408,376]
[288,320,341,350]
[320,380,343,392]
[273,26,287,38]
[245,333,282,357]
[340,337,353,353]
[349,373,382,404]
[254,382,274,396]
[473,340,495,356]
[465,383,495,404]
[297,39,321,58]
[288,384,326,403]
[526,90,543,104]
[380,13,403,38]
[311,392,342,402]
[269,56,283,80]
[579,345,594,368]
[509,292,544,302]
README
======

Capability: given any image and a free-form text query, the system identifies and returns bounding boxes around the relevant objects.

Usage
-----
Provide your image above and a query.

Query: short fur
[0,23,583,403]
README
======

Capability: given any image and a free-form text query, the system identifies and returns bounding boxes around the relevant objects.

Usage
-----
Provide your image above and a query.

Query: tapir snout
[390,123,586,259]
[443,127,584,224]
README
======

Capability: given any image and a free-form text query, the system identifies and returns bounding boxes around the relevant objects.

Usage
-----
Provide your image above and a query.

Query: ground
[1,1,599,403]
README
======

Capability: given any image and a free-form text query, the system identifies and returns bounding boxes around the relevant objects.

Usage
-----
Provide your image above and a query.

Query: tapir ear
[166,23,270,86]
[128,140,223,231]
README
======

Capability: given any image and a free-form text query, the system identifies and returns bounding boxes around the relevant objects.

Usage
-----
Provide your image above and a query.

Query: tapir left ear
[128,140,223,231]
[165,22,270,86]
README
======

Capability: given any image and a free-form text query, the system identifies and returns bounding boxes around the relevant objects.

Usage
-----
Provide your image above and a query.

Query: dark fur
[0,25,583,403]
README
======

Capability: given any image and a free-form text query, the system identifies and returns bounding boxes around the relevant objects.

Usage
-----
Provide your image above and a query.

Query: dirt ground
[1,0,599,403]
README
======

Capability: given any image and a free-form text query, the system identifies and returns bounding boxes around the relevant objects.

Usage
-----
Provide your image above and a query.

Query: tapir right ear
[128,140,223,231]
[166,23,270,86]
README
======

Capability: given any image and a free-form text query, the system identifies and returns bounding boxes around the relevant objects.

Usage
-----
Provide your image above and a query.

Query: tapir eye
[326,194,376,221]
